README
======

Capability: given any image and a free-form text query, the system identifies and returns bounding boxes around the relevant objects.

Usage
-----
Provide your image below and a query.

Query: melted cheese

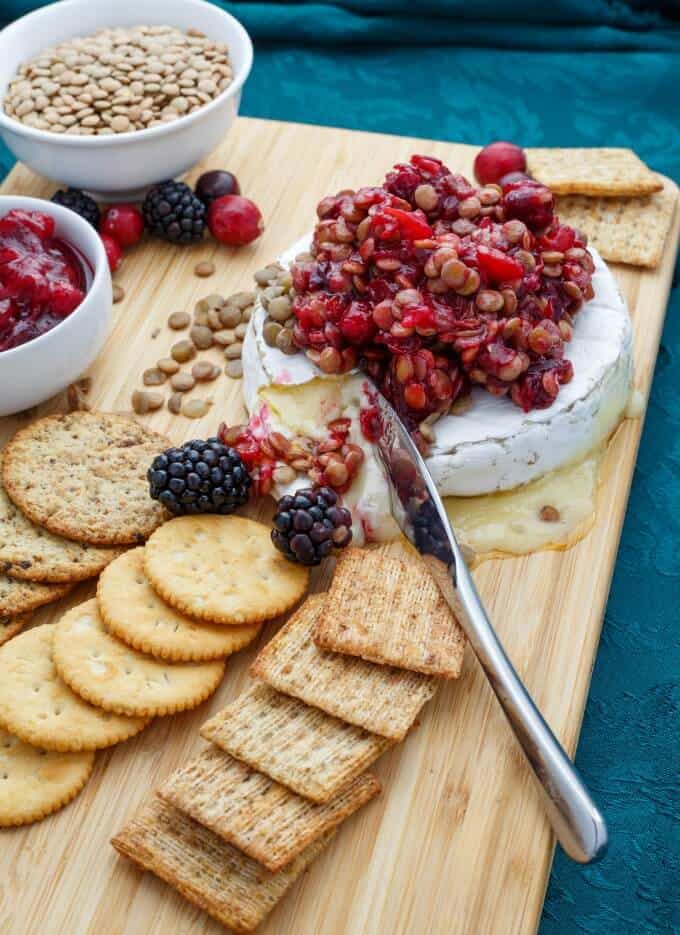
[444,445,604,563]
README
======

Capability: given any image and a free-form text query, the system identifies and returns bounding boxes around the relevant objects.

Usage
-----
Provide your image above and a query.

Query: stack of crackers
[112,540,466,933]
[0,413,308,830]
[527,147,678,268]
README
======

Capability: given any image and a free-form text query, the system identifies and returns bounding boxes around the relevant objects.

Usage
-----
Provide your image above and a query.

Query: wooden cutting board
[0,117,677,935]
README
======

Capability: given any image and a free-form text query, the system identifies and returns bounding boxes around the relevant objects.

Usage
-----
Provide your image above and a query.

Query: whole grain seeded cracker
[53,600,225,718]
[251,595,437,740]
[112,798,335,935]
[158,745,380,872]
[526,147,663,197]
[313,541,466,679]
[98,549,262,662]
[0,570,71,617]
[201,683,392,804]
[0,454,121,583]
[555,181,678,268]
[0,623,148,752]
[1,412,169,546]
[0,613,30,647]
[0,727,94,827]
[144,516,309,625]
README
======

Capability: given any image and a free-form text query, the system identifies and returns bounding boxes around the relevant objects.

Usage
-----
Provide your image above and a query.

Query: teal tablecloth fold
[0,3,678,934]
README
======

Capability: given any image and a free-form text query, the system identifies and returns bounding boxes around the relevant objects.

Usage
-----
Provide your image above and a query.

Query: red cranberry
[474,142,526,186]
[100,233,123,272]
[100,204,144,247]
[207,195,263,246]
[503,179,554,230]
[499,170,531,188]
[476,245,524,283]
[195,170,240,207]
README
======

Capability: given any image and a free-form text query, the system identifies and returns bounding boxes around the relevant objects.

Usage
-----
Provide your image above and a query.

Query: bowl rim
[0,194,110,362]
[0,0,253,147]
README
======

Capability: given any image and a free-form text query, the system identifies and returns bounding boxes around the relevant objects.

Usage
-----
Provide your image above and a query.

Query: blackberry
[142,180,206,245]
[148,438,251,515]
[271,486,353,566]
[51,188,100,228]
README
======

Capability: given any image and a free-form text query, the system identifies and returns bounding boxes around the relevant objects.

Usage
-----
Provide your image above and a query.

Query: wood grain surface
[0,117,677,935]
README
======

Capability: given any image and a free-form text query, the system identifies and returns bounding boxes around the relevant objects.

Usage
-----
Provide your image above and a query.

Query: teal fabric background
[0,3,678,932]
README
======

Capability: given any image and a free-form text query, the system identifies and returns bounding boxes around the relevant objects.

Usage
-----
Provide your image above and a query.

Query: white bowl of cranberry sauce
[0,0,253,201]
[0,196,112,416]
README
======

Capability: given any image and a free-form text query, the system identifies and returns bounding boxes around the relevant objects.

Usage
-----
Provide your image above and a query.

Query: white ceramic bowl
[0,195,112,416]
[0,0,253,200]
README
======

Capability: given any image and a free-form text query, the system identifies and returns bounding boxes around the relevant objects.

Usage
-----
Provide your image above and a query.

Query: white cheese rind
[242,235,633,498]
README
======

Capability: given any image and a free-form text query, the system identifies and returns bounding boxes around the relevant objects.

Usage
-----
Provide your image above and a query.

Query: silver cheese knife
[371,391,608,864]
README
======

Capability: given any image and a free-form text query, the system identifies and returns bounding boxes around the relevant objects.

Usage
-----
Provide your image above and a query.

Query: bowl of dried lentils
[0,0,253,200]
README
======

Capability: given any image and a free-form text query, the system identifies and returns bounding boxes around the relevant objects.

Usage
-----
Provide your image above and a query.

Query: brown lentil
[224,341,243,360]
[182,398,211,419]
[194,260,215,278]
[213,328,236,346]
[263,321,282,346]
[191,361,220,382]
[219,305,242,328]
[275,327,297,354]
[189,324,213,350]
[234,322,248,340]
[142,367,166,386]
[225,359,243,379]
[131,389,163,414]
[168,311,190,330]
[171,339,196,363]
[112,284,125,303]
[167,393,182,414]
[539,505,561,523]
[157,357,180,375]
[170,372,195,392]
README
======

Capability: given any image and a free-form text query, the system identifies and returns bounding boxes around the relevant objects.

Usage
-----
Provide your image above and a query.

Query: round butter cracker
[143,516,309,625]
[98,549,262,662]
[0,623,149,752]
[53,599,226,717]
[2,412,169,546]
[0,728,94,827]
[0,454,122,583]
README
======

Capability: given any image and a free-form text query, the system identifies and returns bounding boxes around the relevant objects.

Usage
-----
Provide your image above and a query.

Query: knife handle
[437,552,608,864]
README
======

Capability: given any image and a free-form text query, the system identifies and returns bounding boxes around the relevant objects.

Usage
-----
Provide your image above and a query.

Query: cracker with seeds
[144,516,309,625]
[0,570,71,617]
[313,542,466,678]
[158,745,380,872]
[98,549,262,662]
[53,599,225,718]
[526,147,663,196]
[556,181,678,268]
[0,613,30,647]
[0,727,94,827]
[112,797,335,934]
[0,454,122,583]
[0,623,148,752]
[201,683,392,803]
[251,595,437,740]
[1,412,169,546]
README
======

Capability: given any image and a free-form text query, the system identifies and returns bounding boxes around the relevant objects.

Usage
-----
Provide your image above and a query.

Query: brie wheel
[243,235,633,498]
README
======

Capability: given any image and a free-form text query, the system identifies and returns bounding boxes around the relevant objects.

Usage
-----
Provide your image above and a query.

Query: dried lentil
[168,310,190,330]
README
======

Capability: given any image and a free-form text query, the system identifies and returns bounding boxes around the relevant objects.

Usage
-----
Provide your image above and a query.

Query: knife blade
[371,390,608,864]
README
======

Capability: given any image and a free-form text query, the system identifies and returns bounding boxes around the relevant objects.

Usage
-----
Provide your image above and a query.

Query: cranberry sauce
[0,209,90,352]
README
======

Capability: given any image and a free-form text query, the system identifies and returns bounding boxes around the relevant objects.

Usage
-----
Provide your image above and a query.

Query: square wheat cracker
[555,181,677,268]
[200,682,392,803]
[312,542,465,678]
[158,744,380,872]
[526,147,663,196]
[251,594,437,740]
[112,797,334,934]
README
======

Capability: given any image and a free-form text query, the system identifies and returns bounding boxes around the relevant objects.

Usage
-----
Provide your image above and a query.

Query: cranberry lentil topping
[0,209,87,351]
[288,154,595,429]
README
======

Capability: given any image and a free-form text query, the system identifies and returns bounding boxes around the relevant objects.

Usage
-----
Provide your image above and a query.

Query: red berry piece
[476,244,524,283]
[499,170,531,189]
[474,141,526,186]
[503,179,554,230]
[100,233,122,272]
[100,204,144,247]
[382,206,433,240]
[207,195,264,246]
